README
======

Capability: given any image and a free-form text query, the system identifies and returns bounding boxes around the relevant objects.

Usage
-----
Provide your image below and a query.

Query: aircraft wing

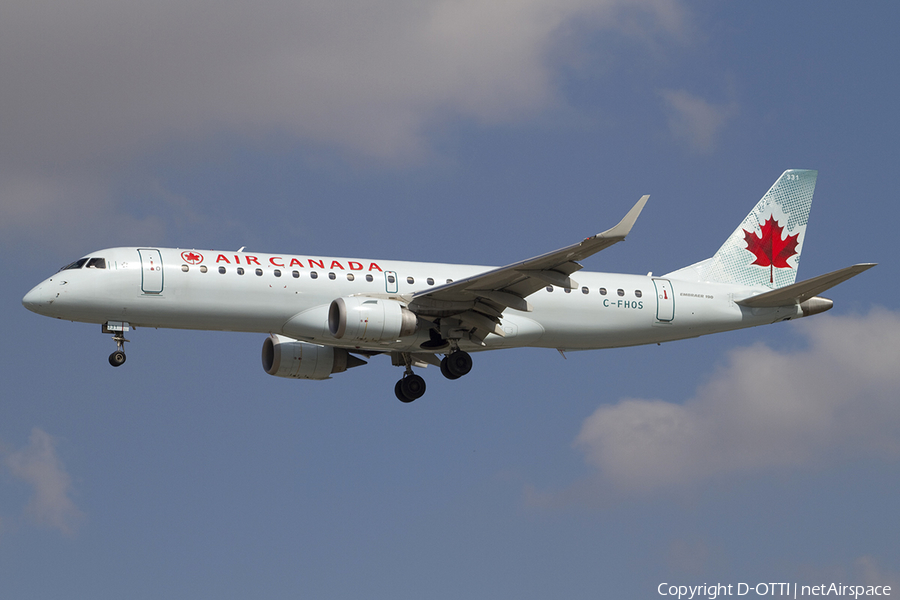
[408,196,649,336]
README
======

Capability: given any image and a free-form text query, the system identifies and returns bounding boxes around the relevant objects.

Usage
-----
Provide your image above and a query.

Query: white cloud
[0,0,686,248]
[660,88,737,151]
[0,0,684,169]
[5,428,85,535]
[573,309,900,493]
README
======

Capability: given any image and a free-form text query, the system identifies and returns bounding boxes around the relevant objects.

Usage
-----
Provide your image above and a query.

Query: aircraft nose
[22,283,52,314]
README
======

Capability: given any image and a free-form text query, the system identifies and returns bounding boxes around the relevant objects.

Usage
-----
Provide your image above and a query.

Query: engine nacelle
[328,296,417,343]
[261,334,366,380]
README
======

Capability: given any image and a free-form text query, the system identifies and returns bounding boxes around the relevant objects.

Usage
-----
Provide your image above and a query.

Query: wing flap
[517,269,579,289]
[457,310,505,337]
[467,290,532,313]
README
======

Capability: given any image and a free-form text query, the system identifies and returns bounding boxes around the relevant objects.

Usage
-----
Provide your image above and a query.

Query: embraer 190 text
[23,170,875,402]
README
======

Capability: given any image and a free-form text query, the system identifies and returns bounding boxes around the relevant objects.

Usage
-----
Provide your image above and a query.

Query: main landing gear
[440,351,472,380]
[394,350,472,403]
[395,372,426,403]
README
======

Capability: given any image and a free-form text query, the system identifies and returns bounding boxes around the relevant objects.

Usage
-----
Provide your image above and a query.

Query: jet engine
[261,334,366,380]
[328,296,417,343]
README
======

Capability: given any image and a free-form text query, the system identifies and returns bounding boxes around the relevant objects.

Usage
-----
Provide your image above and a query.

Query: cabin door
[653,278,674,322]
[138,249,164,294]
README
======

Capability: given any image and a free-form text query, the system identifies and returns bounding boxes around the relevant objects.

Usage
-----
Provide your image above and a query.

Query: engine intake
[328,297,417,343]
[262,334,366,380]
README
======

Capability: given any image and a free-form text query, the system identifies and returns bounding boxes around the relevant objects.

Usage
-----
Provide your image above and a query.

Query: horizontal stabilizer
[736,263,876,308]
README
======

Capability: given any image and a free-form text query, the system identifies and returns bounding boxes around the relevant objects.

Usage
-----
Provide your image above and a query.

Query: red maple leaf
[743,215,799,283]
[181,251,203,264]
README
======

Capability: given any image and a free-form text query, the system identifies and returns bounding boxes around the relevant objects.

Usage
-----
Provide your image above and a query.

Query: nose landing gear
[103,322,130,367]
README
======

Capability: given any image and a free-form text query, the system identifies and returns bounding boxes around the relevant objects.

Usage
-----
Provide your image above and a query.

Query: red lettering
[245,255,261,265]
[269,257,285,268]
[216,254,231,264]
[234,255,241,264]
[309,259,324,269]
[330,261,345,270]
[368,263,383,272]
[289,258,304,267]
[348,261,363,271]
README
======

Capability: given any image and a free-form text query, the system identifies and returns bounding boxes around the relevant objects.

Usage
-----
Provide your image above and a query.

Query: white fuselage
[22,247,803,354]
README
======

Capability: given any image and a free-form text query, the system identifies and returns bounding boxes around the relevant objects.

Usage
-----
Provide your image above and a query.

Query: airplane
[22,170,875,402]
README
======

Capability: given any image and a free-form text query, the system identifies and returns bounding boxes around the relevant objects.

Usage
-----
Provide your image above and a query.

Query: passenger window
[388,275,396,284]
[564,287,571,294]
[86,257,106,269]
[446,279,453,284]
[328,272,336,280]
[200,266,208,273]
[218,266,226,274]
[292,270,299,278]
[582,286,589,294]
[427,278,434,286]
[61,258,89,271]
[310,271,318,279]
[635,290,642,298]
[366,274,373,282]
[274,269,281,277]
[237,267,245,275]
[181,265,189,272]
[617,289,624,296]
[347,273,355,281]
[255,268,263,276]
[407,276,414,284]
[546,286,553,292]
[599,288,607,295]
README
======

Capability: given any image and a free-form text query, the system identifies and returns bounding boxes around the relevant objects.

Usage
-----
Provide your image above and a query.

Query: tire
[400,374,426,401]
[395,380,412,403]
[440,356,461,380]
[109,351,126,367]
[446,351,472,378]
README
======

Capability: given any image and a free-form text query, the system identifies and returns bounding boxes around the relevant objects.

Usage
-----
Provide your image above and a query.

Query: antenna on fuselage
[238,246,245,252]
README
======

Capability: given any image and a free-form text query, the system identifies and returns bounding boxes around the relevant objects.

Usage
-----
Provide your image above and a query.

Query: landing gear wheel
[444,351,472,378]
[401,374,426,400]
[394,380,410,403]
[109,350,127,367]
[440,356,461,380]
[395,374,426,403]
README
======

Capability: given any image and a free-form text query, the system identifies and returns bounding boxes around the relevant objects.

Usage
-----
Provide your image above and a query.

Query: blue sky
[1,2,898,598]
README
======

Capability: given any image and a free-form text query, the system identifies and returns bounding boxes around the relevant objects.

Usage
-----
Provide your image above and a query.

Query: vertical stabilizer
[668,170,818,289]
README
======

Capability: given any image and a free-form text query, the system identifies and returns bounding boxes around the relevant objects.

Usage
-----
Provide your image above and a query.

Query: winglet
[598,195,650,240]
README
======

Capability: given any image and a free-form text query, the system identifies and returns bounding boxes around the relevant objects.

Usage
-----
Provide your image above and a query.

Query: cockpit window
[60,258,89,271]
[86,257,107,269]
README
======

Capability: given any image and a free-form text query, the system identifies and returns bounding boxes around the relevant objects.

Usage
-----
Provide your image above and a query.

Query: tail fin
[665,169,818,289]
